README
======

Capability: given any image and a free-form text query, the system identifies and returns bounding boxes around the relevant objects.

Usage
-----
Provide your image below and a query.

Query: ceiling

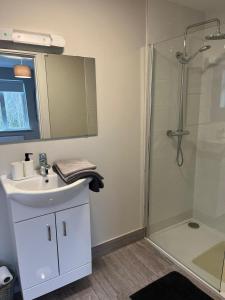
[167,0,225,14]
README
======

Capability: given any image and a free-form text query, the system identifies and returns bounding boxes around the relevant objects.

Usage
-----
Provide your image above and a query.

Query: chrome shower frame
[183,18,221,55]
[144,44,154,237]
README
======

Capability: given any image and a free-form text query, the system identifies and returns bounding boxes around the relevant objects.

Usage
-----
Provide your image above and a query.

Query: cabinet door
[14,214,59,289]
[56,204,91,274]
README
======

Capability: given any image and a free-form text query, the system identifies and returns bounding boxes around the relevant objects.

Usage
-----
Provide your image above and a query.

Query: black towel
[53,165,104,192]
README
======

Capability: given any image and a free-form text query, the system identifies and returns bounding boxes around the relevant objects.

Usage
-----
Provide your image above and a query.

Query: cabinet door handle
[63,221,67,236]
[47,225,52,241]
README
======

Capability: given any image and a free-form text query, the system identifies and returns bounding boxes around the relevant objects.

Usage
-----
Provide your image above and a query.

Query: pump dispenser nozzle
[25,153,33,161]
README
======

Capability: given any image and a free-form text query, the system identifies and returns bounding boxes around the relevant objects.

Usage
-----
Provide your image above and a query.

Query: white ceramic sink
[1,170,90,207]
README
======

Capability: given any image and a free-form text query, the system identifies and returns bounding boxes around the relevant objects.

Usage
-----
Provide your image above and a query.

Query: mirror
[45,54,97,139]
[0,51,98,144]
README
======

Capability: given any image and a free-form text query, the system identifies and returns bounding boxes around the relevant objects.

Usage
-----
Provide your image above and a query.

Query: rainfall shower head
[205,32,225,40]
[176,45,211,64]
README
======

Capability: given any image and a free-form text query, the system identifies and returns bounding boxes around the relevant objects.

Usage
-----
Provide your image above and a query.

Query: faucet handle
[39,153,47,160]
[25,153,33,161]
[39,153,48,166]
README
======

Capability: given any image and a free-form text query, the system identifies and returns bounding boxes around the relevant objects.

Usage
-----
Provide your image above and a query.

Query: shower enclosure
[147,19,225,294]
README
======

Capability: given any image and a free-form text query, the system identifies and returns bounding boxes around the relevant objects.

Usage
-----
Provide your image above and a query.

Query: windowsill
[0,129,32,133]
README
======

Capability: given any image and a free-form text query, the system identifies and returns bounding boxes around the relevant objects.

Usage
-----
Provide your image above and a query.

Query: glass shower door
[148,36,197,236]
[147,27,225,292]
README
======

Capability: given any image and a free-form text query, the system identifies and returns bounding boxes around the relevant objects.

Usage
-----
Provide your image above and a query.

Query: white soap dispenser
[23,153,34,177]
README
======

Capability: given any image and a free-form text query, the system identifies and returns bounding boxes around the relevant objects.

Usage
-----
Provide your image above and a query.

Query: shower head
[205,32,225,40]
[199,45,211,52]
[176,45,211,64]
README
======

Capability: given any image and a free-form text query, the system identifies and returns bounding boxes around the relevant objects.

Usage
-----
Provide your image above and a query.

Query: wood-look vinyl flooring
[16,239,223,299]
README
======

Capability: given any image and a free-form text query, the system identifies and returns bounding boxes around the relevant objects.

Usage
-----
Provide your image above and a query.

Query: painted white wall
[0,0,146,264]
[148,0,205,44]
[206,9,225,22]
[168,0,225,15]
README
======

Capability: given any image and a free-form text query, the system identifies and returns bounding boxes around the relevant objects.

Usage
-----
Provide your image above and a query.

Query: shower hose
[176,135,184,167]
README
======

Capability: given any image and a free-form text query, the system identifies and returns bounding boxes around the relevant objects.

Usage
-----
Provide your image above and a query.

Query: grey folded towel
[54,159,96,177]
[53,165,104,192]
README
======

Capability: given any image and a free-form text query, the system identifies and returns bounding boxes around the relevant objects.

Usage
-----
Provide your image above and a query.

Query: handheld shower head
[176,45,211,64]
[199,45,211,52]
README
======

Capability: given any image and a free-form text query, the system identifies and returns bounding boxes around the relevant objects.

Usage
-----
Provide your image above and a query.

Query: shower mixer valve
[166,130,190,137]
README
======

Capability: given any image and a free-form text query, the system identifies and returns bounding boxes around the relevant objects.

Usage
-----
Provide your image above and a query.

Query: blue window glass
[0,80,30,131]
[0,55,40,142]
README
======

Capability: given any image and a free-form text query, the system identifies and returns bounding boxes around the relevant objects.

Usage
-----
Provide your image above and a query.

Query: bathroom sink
[1,170,90,207]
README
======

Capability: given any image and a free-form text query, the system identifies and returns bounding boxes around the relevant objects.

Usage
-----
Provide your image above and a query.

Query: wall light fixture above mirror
[0,28,65,48]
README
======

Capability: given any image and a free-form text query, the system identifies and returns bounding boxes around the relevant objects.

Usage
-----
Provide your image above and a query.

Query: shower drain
[188,222,200,229]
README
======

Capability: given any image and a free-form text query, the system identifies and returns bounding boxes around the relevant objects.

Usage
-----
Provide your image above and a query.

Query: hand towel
[52,165,104,192]
[54,159,96,177]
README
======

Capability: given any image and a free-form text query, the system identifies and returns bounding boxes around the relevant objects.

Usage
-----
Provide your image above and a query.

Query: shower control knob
[166,130,173,137]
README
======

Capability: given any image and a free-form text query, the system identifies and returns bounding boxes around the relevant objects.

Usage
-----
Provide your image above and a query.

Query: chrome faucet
[39,153,51,177]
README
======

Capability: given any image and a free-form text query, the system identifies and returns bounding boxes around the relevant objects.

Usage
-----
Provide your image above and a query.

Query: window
[0,54,40,142]
[0,80,30,131]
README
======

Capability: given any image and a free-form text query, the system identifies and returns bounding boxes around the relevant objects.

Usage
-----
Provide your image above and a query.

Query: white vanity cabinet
[14,204,91,292]
[4,180,92,300]
[14,214,59,290]
[56,205,91,274]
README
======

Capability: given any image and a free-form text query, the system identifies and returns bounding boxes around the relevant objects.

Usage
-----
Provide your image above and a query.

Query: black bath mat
[130,271,213,300]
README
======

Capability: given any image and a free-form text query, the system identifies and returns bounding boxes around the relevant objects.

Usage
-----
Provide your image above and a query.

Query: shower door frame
[144,43,154,238]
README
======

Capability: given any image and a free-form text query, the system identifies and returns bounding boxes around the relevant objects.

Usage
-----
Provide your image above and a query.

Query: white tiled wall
[150,24,225,232]
[193,24,225,232]
[149,34,203,231]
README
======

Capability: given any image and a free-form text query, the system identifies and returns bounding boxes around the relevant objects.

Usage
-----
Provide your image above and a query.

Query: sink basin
[1,170,90,207]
